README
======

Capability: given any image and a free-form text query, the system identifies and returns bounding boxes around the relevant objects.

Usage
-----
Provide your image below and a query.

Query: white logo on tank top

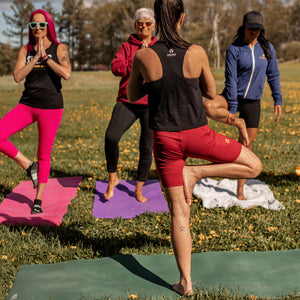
[26,54,52,65]
[167,48,176,57]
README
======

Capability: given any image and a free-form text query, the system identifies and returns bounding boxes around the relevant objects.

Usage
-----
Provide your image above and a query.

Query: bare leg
[237,128,258,200]
[30,182,47,214]
[31,182,47,214]
[183,146,262,204]
[35,183,46,200]
[204,95,249,145]
[13,151,38,189]
[12,151,32,170]
[165,186,194,296]
[11,151,45,213]
[104,172,119,200]
[134,180,147,202]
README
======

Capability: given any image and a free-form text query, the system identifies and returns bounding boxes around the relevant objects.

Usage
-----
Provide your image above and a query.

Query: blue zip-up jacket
[223,39,282,114]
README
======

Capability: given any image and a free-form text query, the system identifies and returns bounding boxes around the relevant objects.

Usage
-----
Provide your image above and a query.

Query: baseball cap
[243,11,264,30]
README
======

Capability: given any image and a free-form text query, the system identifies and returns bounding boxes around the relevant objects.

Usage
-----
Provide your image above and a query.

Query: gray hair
[134,8,155,24]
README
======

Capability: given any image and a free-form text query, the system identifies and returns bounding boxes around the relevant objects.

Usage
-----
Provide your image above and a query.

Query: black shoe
[31,199,43,214]
[26,162,38,189]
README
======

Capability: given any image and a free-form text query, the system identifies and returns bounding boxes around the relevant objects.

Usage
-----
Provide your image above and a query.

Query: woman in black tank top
[0,9,71,214]
[128,0,262,296]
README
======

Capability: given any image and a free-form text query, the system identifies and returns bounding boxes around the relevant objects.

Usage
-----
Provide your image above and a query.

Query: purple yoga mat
[93,180,169,219]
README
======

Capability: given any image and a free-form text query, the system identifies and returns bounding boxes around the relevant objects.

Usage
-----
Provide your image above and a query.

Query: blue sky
[0,0,92,44]
[0,0,62,44]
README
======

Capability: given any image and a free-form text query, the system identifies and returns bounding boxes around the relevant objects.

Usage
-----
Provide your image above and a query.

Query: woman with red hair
[0,9,71,214]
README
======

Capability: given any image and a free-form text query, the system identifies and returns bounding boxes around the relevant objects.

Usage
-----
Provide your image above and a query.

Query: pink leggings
[0,104,63,183]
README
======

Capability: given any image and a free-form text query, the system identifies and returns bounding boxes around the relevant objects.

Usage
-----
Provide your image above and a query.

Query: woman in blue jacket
[205,11,282,200]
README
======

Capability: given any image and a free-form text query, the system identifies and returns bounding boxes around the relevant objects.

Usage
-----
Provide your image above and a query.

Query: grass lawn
[0,63,299,299]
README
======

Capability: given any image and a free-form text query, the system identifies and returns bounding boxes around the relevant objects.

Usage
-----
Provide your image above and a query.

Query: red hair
[28,9,59,48]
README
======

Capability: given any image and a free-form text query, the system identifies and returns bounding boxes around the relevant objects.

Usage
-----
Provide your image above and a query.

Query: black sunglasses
[29,22,48,29]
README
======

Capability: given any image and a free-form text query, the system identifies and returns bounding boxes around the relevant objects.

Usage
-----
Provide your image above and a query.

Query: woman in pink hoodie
[104,8,157,202]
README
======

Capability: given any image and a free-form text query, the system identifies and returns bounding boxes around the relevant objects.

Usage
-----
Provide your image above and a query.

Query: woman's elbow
[62,70,72,81]
[128,88,141,103]
[13,71,22,83]
[111,66,120,77]
[14,77,21,84]
[204,90,216,100]
[127,90,136,103]
[13,69,22,83]
[64,73,71,81]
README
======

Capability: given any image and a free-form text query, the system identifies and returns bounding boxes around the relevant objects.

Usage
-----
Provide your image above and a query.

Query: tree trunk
[208,13,221,69]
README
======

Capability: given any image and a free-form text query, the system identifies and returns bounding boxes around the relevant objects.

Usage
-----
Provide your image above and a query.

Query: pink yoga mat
[93,180,169,219]
[0,177,82,226]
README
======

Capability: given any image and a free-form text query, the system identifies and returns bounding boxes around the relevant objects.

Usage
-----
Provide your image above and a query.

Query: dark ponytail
[234,25,272,60]
[154,0,191,49]
[258,33,271,60]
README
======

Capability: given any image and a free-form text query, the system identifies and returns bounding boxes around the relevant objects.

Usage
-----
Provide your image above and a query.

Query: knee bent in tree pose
[0,9,71,214]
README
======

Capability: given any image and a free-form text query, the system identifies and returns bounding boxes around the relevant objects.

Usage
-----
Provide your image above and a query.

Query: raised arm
[13,39,71,83]
[14,45,38,83]
[111,43,132,77]
[198,46,216,100]
[128,51,147,102]
[47,43,72,81]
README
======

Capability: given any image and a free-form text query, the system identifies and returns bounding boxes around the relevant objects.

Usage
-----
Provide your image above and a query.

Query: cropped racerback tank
[145,41,207,131]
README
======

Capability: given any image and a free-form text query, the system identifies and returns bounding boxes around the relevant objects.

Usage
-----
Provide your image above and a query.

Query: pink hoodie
[111,34,158,105]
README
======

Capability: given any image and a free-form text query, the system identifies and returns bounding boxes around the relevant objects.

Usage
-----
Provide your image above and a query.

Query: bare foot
[237,191,247,200]
[232,118,249,146]
[134,191,147,203]
[182,166,199,206]
[237,179,247,200]
[134,181,147,202]
[104,176,119,200]
[172,281,193,296]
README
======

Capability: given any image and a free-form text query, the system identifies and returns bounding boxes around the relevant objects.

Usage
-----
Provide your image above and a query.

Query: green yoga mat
[7,250,300,300]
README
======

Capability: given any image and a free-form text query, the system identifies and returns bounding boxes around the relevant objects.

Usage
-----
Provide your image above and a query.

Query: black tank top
[20,43,63,109]
[145,41,207,131]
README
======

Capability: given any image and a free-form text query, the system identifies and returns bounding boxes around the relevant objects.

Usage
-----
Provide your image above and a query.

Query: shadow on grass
[50,168,91,179]
[121,168,159,181]
[111,254,172,291]
[34,222,171,257]
[7,222,173,292]
[49,168,97,193]
[51,166,298,188]
[0,184,13,205]
[258,171,298,187]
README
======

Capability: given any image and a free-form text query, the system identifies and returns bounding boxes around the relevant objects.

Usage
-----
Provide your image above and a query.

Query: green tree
[261,0,288,56]
[87,0,154,67]
[58,0,88,69]
[185,0,271,67]
[0,43,18,76]
[41,1,60,35]
[218,0,263,56]
[41,1,57,17]
[281,41,300,61]
[289,0,300,42]
[85,1,117,67]
[2,0,34,47]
